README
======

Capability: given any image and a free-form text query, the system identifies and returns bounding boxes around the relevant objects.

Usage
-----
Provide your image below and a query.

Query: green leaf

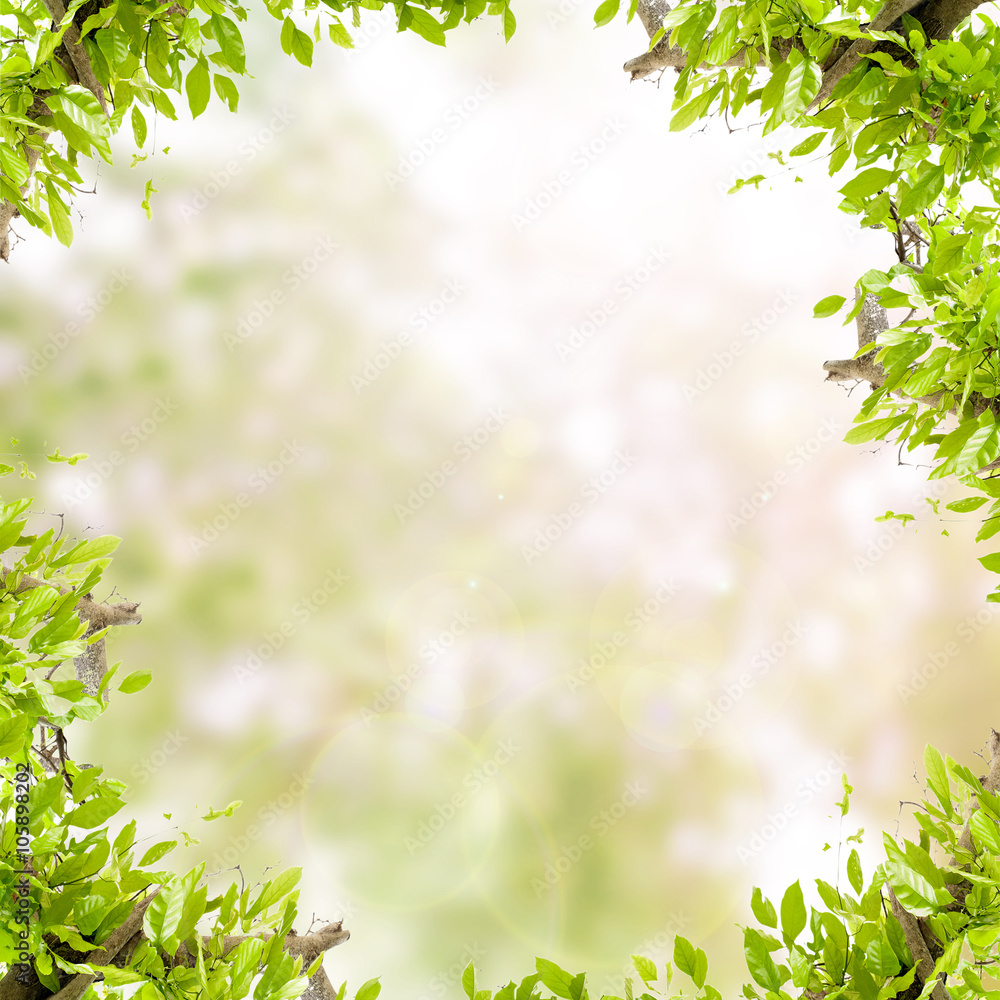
[65,795,125,828]
[0,715,30,756]
[670,88,713,131]
[0,145,31,187]
[882,861,952,915]
[671,939,706,988]
[897,164,944,218]
[979,552,1000,574]
[131,106,148,148]
[280,17,314,65]
[788,947,811,988]
[846,848,863,893]
[969,93,987,131]
[970,810,1000,853]
[750,887,777,927]
[256,867,302,912]
[840,167,895,200]
[354,980,381,1000]
[536,959,576,999]
[463,961,476,999]
[923,744,951,812]
[759,56,791,116]
[782,53,821,117]
[328,20,354,47]
[945,496,989,513]
[789,131,825,156]
[210,14,246,73]
[399,4,447,45]
[214,74,240,112]
[844,415,907,445]
[464,0,488,22]
[705,5,737,61]
[594,0,620,25]
[139,840,177,866]
[502,5,515,41]
[186,57,211,118]
[631,955,657,984]
[931,233,970,276]
[865,936,900,978]
[743,928,782,992]
[956,415,1000,474]
[44,182,73,247]
[119,670,152,694]
[514,974,541,1000]
[814,294,846,317]
[88,967,147,987]
[52,534,120,567]
[45,86,113,162]
[779,881,806,944]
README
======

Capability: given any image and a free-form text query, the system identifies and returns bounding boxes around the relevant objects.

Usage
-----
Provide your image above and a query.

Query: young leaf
[931,233,970,276]
[814,294,846,317]
[119,670,152,693]
[779,881,806,944]
[535,959,575,999]
[840,167,895,200]
[743,928,782,992]
[846,848,863,894]
[750,887,777,927]
[594,0,621,26]
[280,17,314,65]
[502,5,515,41]
[630,955,656,984]
[131,106,148,148]
[354,980,381,1000]
[923,744,951,812]
[399,5,447,45]
[186,57,211,118]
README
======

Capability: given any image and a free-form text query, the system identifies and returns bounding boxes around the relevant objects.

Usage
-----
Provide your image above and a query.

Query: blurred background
[2,5,999,996]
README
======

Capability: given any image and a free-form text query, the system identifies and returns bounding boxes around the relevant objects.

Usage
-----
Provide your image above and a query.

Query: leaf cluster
[0,0,513,246]
[0,487,362,1000]
[601,0,1000,595]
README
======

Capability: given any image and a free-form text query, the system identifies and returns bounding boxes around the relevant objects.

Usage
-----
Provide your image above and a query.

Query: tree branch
[170,921,351,969]
[916,0,995,39]
[1,144,42,264]
[2,0,109,261]
[822,289,887,384]
[889,889,952,1000]
[38,0,108,114]
[0,890,349,1000]
[808,0,927,108]
[1,566,142,699]
[0,893,160,1000]
[944,728,1000,906]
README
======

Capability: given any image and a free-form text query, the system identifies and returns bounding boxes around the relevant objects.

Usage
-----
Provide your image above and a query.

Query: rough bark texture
[822,291,888,384]
[824,295,1000,471]
[889,890,950,1000]
[38,0,108,114]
